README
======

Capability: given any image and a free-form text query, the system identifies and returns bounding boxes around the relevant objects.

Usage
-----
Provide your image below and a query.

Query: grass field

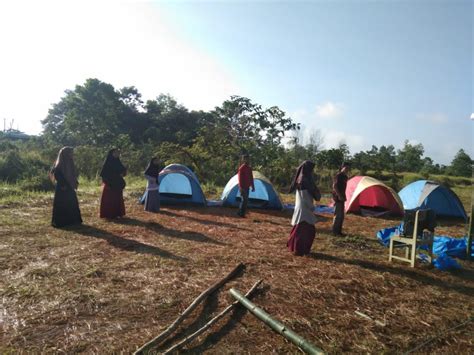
[1,181,473,353]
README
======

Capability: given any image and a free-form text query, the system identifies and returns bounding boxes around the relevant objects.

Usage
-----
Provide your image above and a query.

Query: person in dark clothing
[143,157,161,213]
[287,160,321,255]
[99,149,127,219]
[237,154,255,217]
[50,147,82,228]
[332,162,350,236]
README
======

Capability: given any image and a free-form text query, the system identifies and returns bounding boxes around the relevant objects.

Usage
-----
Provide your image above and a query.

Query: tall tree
[449,149,472,177]
[396,140,424,172]
[42,79,132,146]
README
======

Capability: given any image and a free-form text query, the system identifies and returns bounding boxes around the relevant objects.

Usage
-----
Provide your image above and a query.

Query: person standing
[99,149,127,219]
[332,162,350,236]
[287,160,321,255]
[50,147,82,228]
[237,154,255,217]
[143,157,161,213]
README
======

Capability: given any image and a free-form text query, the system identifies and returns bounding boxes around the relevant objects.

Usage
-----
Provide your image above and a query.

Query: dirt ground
[1,190,473,354]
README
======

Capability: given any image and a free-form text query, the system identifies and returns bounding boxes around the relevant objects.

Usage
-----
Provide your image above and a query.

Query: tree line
[0,78,472,192]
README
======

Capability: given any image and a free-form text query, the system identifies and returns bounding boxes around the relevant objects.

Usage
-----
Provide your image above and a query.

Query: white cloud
[315,101,344,119]
[470,113,474,120]
[416,113,448,124]
[0,0,239,134]
[323,129,364,152]
[294,125,364,152]
[406,139,420,146]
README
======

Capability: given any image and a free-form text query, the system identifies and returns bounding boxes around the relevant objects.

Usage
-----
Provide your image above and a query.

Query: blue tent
[398,180,467,220]
[221,171,283,210]
[158,164,207,206]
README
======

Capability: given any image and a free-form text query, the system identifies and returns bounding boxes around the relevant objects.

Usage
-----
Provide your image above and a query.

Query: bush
[401,173,424,187]
[0,151,25,181]
[19,175,55,192]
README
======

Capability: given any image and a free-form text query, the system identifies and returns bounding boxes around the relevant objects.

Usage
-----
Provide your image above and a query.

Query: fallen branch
[404,316,474,354]
[162,279,262,354]
[230,288,324,355]
[134,262,244,354]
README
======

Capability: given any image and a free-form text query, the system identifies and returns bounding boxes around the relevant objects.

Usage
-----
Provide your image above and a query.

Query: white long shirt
[291,189,317,226]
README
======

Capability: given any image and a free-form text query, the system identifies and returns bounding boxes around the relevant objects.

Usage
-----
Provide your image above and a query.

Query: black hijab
[144,157,160,178]
[100,149,126,181]
[289,160,320,200]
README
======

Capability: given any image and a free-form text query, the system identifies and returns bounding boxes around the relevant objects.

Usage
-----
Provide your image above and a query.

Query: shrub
[19,175,55,192]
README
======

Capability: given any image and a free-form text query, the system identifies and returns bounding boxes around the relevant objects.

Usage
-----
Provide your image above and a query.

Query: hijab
[52,146,78,189]
[100,149,126,180]
[144,157,160,178]
[289,160,320,199]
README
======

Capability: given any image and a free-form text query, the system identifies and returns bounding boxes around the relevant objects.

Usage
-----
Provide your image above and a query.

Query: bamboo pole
[229,288,324,355]
[162,280,262,354]
[134,263,244,354]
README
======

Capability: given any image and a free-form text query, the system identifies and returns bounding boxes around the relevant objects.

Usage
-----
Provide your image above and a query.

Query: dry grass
[1,188,473,354]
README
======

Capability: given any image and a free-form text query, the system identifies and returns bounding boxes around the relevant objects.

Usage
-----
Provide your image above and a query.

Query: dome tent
[398,180,467,220]
[221,171,283,210]
[158,164,206,206]
[343,176,404,216]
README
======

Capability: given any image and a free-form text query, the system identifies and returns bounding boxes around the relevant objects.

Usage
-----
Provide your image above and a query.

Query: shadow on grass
[183,284,270,353]
[310,252,474,297]
[70,224,188,262]
[158,289,223,351]
[110,217,228,246]
[159,209,251,231]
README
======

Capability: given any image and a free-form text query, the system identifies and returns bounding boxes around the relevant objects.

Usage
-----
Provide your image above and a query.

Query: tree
[144,94,207,146]
[449,149,472,177]
[315,149,344,170]
[352,150,371,175]
[397,140,424,172]
[176,96,299,185]
[378,145,396,173]
[42,79,133,146]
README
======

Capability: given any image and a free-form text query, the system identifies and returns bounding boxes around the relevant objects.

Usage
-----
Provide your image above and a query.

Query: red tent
[344,176,403,216]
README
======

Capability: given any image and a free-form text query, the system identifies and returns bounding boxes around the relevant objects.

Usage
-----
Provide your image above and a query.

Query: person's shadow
[70,224,188,262]
[110,217,228,246]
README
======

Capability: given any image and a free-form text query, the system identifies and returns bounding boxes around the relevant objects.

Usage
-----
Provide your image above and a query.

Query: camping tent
[343,176,404,216]
[158,164,207,206]
[221,171,283,210]
[398,180,467,220]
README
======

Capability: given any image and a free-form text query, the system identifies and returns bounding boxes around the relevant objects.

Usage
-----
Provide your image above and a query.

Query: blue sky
[0,0,471,164]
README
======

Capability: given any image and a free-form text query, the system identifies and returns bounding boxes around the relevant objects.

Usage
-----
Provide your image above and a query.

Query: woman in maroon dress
[99,149,127,219]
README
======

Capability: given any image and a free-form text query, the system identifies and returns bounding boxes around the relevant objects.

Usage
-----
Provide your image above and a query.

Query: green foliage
[400,172,424,187]
[448,149,472,177]
[18,175,54,192]
[396,140,424,172]
[1,78,472,198]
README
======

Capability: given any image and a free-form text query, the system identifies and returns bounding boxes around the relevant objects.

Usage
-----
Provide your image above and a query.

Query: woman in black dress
[50,147,82,228]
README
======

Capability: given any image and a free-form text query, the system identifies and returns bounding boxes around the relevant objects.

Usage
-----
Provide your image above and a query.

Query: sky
[0,0,472,165]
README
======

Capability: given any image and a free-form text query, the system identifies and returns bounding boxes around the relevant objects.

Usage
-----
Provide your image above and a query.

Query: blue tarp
[376,224,472,270]
[207,200,223,207]
[283,204,335,214]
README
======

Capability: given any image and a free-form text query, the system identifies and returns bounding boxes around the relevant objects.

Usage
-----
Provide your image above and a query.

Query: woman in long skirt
[51,147,82,228]
[99,148,127,219]
[287,160,321,256]
[143,157,161,212]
